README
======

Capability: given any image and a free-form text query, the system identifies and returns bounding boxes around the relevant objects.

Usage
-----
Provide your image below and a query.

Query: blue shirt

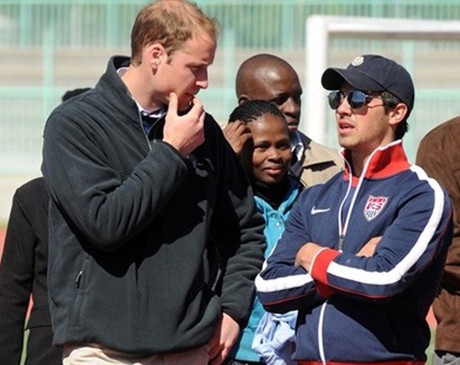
[234,179,300,362]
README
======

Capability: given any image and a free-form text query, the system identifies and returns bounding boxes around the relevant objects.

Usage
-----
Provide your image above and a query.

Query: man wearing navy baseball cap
[322,55,415,110]
[322,54,415,141]
[256,54,452,365]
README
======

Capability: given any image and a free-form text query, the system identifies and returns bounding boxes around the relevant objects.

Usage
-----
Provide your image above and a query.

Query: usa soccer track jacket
[256,140,452,363]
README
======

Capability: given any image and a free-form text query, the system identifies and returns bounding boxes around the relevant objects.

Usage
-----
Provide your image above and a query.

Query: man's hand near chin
[207,313,240,365]
[163,92,205,156]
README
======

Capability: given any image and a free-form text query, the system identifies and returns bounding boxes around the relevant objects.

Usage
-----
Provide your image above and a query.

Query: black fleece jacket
[0,178,61,364]
[41,56,266,354]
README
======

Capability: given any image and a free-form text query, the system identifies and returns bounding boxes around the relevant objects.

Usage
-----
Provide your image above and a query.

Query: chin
[178,100,193,112]
[288,125,299,134]
[338,141,354,151]
[262,176,281,185]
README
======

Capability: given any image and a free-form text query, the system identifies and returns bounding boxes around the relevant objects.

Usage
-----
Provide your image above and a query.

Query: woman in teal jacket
[224,100,303,365]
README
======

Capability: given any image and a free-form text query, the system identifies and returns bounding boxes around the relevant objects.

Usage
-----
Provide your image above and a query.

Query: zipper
[75,270,83,288]
[318,301,328,365]
[338,148,380,251]
[321,148,380,360]
[138,111,152,151]
[337,158,353,251]
[338,233,345,251]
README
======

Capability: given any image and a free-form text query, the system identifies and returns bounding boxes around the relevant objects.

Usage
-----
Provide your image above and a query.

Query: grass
[20,329,29,365]
[426,329,435,365]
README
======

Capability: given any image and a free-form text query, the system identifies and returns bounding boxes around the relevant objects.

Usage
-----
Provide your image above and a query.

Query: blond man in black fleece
[41,1,265,364]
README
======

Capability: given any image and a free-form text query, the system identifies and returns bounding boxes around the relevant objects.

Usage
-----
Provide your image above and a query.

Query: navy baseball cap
[321,54,414,116]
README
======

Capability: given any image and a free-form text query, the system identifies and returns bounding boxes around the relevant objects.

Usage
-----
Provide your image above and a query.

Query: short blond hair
[130,0,219,65]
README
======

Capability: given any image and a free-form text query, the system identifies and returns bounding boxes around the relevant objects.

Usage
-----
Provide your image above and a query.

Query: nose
[336,94,351,114]
[197,79,209,89]
[267,147,282,161]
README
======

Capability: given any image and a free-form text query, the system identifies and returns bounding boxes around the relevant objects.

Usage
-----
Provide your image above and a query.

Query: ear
[388,102,408,127]
[238,94,251,105]
[143,43,166,70]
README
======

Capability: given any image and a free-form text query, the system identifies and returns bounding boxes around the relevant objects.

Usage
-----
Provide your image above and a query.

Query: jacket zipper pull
[338,234,344,252]
[75,270,83,288]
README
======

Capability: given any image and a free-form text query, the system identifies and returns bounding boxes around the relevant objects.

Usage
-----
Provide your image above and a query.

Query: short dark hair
[229,99,286,125]
[380,91,409,140]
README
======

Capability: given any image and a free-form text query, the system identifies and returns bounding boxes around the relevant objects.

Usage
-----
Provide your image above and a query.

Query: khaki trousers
[63,343,210,365]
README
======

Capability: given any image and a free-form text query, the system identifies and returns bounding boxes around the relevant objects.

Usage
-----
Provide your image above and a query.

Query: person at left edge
[41,1,266,364]
[0,87,90,365]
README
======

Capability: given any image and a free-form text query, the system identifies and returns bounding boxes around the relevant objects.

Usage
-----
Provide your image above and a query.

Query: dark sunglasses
[327,90,380,110]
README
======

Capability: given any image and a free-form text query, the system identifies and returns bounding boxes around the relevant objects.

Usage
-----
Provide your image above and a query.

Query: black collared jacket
[0,178,61,364]
[42,56,266,354]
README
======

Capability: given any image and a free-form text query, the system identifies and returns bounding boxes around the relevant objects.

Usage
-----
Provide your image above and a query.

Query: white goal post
[303,15,460,145]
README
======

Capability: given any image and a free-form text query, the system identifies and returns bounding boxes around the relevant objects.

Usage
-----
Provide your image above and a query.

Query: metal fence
[2,0,460,175]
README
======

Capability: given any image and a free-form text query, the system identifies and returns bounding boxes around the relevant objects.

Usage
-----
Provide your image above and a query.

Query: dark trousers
[25,327,62,365]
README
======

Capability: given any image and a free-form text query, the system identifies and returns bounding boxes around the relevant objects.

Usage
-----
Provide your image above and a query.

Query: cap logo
[351,56,364,67]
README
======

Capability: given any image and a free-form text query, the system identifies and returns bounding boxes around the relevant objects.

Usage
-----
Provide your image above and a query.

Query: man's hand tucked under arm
[295,236,382,273]
[356,236,382,257]
[295,242,324,272]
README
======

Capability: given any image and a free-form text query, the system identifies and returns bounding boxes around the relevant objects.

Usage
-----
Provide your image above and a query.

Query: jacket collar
[254,178,301,215]
[95,56,140,124]
[342,140,410,185]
